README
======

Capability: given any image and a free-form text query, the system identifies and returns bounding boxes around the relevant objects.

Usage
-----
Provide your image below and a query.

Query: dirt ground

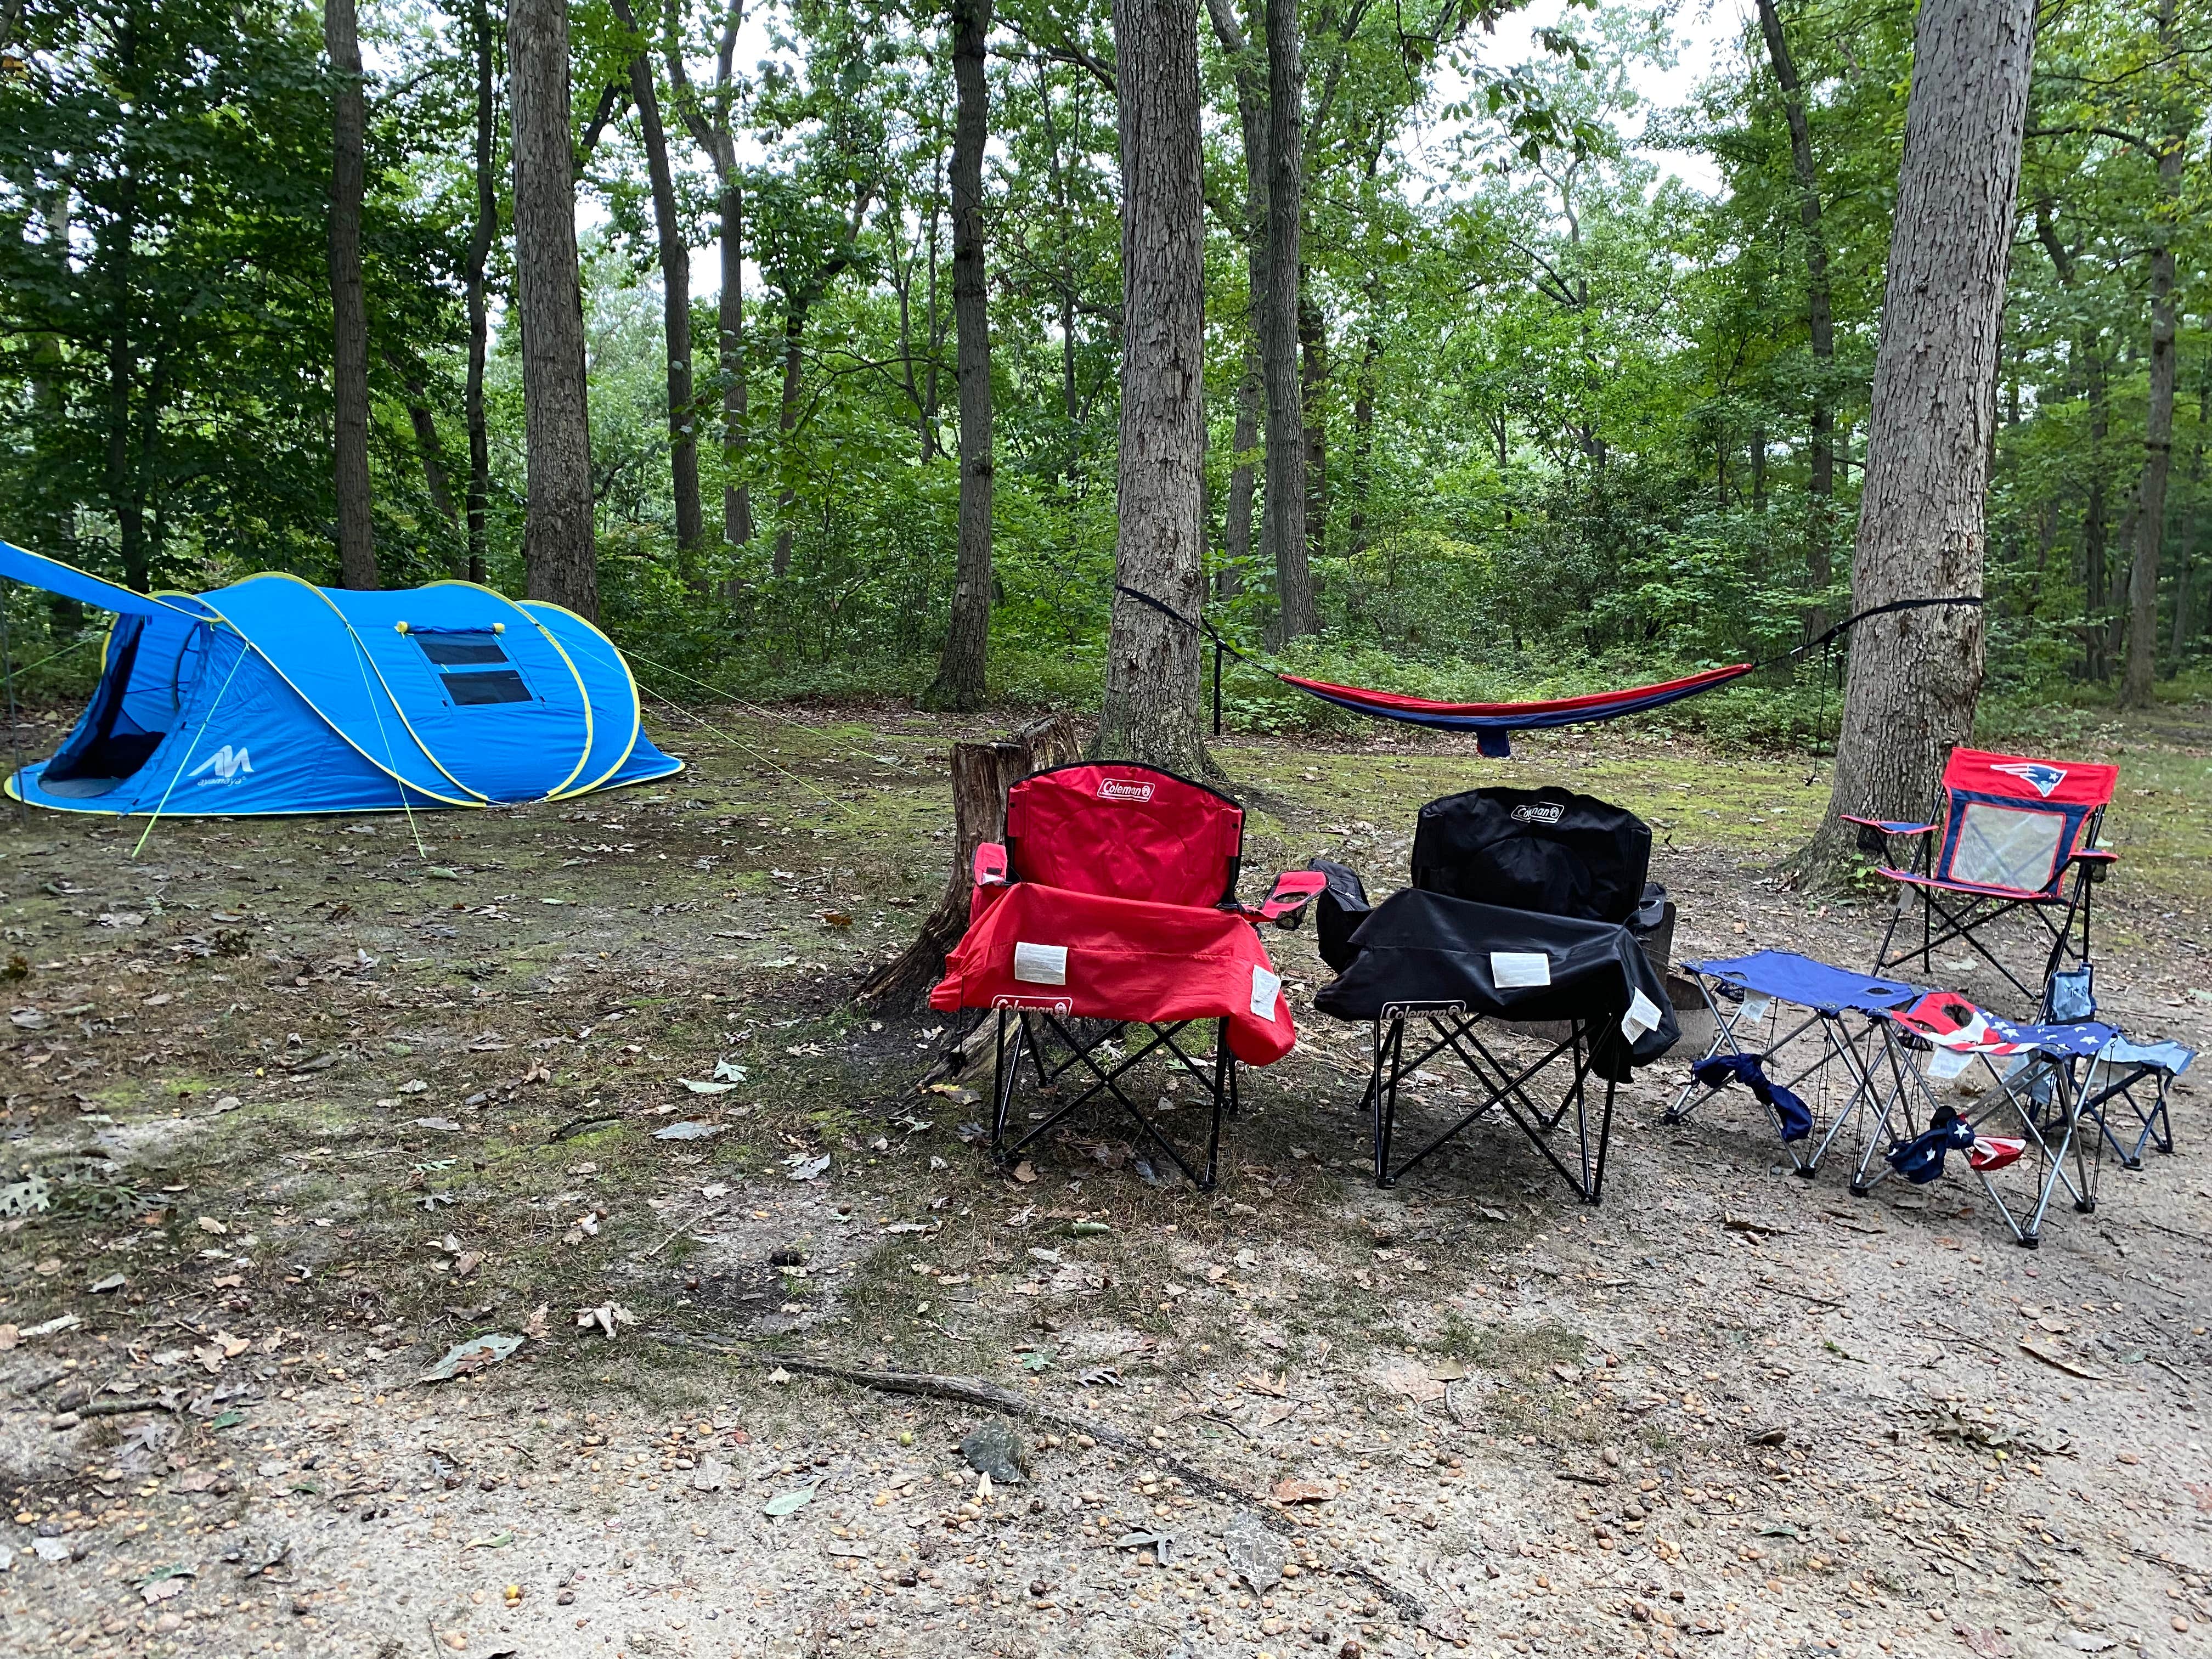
[2,698,2209,1659]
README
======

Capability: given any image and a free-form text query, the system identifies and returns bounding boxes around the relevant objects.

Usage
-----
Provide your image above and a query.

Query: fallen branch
[650,1333,1440,1629]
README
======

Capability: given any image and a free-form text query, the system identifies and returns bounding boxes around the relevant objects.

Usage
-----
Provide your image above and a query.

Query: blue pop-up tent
[0,539,681,816]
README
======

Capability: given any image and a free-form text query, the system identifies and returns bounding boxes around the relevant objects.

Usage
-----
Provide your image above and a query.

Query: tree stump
[854,712,1082,1011]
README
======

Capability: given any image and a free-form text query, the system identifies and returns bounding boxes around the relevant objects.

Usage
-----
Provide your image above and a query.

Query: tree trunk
[1299,286,1327,564]
[1755,0,1834,602]
[389,349,460,565]
[325,0,377,590]
[614,2,704,571]
[2084,340,2111,680]
[926,0,995,713]
[771,300,808,578]
[1805,0,2034,875]
[507,0,599,619]
[1098,0,1211,772]
[2173,362,2209,662]
[720,177,753,547]
[2122,0,2184,709]
[464,0,497,586]
[1259,0,1313,639]
[1203,0,1267,601]
[854,714,1082,1011]
[1347,323,1379,552]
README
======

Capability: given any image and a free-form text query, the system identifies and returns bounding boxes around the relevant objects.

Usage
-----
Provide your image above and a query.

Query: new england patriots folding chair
[1847,992,2129,1248]
[1667,952,1920,1175]
[1848,748,2119,1013]
[1310,787,1680,1203]
[928,763,1321,1190]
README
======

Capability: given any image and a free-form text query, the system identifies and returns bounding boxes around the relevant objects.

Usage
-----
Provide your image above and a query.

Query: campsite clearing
[0,703,2207,1659]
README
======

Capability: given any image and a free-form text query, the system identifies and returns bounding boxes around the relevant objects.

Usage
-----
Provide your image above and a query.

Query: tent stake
[0,583,25,823]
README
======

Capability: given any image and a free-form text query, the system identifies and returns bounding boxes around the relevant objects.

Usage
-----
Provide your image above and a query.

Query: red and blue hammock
[1116,586,1980,757]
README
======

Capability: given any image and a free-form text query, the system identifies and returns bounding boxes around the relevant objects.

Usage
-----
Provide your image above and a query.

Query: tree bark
[613,0,704,571]
[1098,0,1211,772]
[1755,0,1834,603]
[662,1,753,550]
[719,177,753,547]
[1347,321,1379,553]
[2122,0,2184,709]
[854,714,1082,1011]
[507,0,599,618]
[2174,360,2209,662]
[464,0,497,586]
[387,349,460,564]
[1806,0,2034,874]
[1299,285,1327,563]
[1203,0,1266,601]
[325,0,378,590]
[1259,0,1314,639]
[925,0,996,713]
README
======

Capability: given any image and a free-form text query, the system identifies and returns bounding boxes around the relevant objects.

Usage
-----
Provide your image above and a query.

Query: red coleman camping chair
[928,764,1323,1189]
[1847,748,2118,1014]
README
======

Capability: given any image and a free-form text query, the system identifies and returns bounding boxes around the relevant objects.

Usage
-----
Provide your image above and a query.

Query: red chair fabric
[929,881,1295,1065]
[1002,763,1243,910]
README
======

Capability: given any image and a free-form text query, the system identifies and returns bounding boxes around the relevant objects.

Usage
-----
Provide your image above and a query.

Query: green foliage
[0,0,2204,751]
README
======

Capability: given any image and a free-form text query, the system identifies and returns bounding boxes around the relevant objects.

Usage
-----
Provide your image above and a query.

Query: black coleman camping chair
[1310,786,1680,1203]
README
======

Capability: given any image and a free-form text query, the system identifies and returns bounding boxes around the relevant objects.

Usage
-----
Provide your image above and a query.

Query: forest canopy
[0,0,2203,745]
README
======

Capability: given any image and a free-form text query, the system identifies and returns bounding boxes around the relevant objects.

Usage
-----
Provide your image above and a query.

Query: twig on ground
[648,1333,1442,1628]
[71,1398,177,1419]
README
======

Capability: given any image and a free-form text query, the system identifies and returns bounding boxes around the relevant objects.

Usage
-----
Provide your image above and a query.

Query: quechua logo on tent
[1097,778,1155,803]
[189,744,255,787]
[1989,760,2067,797]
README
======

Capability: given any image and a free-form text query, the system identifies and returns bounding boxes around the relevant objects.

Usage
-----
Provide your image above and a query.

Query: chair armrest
[972,842,1009,887]
[1256,868,1328,926]
[1841,815,1935,836]
[2071,847,2118,864]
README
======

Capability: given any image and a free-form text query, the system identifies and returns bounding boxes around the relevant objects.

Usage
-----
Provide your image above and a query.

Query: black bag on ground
[1410,785,1651,924]
[1305,857,1372,973]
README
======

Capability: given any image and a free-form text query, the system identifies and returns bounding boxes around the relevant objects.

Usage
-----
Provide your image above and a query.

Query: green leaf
[763,1480,821,1519]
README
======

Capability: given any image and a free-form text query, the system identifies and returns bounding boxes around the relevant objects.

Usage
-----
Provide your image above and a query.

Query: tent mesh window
[413,635,510,668]
[409,630,534,706]
[443,668,533,706]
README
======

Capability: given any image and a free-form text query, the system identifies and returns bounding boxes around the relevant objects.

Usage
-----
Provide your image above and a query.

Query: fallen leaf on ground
[577,1303,637,1339]
[1270,1478,1330,1505]
[763,1480,820,1519]
[419,1332,523,1383]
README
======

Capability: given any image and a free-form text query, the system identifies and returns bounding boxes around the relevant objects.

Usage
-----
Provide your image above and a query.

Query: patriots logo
[1991,760,2067,797]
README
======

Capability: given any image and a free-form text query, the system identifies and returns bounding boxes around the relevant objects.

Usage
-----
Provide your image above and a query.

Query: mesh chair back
[1933,749,2118,898]
[1411,785,1651,924]
[1003,763,1244,909]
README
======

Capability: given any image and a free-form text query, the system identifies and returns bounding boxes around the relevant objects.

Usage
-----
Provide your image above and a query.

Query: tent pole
[0,583,25,823]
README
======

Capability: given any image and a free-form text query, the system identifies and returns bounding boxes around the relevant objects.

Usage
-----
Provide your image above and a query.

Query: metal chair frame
[1359,1001,1617,1203]
[988,1002,1237,1190]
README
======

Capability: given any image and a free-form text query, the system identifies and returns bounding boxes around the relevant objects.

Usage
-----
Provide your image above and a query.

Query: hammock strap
[1112,584,1984,706]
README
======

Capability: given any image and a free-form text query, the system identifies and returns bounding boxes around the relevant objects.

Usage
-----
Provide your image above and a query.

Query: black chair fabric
[1410,785,1651,924]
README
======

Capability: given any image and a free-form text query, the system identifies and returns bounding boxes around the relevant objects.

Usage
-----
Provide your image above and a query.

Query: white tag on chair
[1737,996,1772,1025]
[1622,988,1662,1041]
[1250,965,1282,1021]
[1013,941,1068,986]
[1491,952,1551,988]
[1928,1046,1973,1080]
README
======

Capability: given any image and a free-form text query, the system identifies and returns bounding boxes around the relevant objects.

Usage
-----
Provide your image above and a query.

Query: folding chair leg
[989,1009,1026,1159]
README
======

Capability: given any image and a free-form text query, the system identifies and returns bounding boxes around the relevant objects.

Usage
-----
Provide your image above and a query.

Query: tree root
[650,1331,1441,1630]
